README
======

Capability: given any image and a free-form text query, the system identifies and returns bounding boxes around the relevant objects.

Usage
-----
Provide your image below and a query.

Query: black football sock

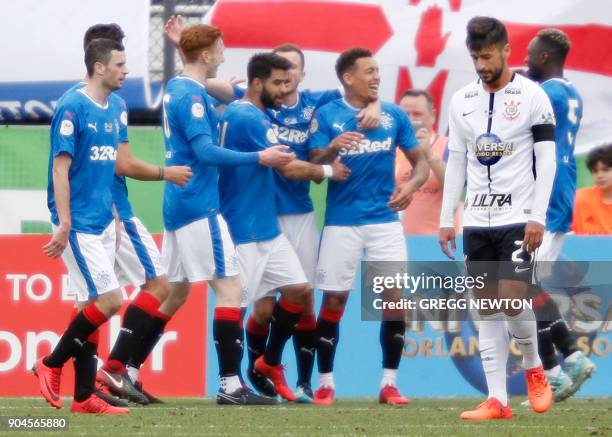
[213,307,243,377]
[73,330,99,402]
[44,304,107,368]
[293,314,317,386]
[534,293,578,359]
[380,319,405,370]
[106,291,160,373]
[246,315,269,369]
[128,312,170,369]
[264,299,304,366]
[316,308,343,374]
[537,320,559,370]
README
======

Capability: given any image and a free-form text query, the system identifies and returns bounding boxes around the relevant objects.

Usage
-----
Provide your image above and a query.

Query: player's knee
[96,290,123,316]
[145,276,171,302]
[322,292,348,312]
[280,283,310,304]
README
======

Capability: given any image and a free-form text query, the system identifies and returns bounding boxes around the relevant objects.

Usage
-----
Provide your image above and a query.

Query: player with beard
[219,53,350,402]
[524,28,595,403]
[439,17,554,419]
[308,48,429,405]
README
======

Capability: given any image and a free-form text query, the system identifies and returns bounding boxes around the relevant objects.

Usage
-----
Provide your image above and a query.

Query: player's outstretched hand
[330,158,350,181]
[523,220,544,253]
[164,165,193,186]
[388,183,414,212]
[439,227,456,260]
[330,132,364,152]
[357,101,381,130]
[164,14,185,47]
[43,226,69,259]
[259,145,295,168]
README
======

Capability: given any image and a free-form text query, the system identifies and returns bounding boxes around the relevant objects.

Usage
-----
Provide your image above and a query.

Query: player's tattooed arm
[357,98,381,130]
[309,132,364,164]
[388,146,429,211]
[276,157,350,181]
[43,153,72,258]
[115,142,193,186]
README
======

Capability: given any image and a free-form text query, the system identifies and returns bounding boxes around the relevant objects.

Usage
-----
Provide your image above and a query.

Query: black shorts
[463,224,534,283]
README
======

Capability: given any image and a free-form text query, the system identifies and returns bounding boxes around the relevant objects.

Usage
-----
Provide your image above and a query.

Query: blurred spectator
[395,89,460,235]
[572,144,612,234]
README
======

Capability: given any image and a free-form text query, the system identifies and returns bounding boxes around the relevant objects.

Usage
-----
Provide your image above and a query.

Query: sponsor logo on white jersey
[467,193,512,211]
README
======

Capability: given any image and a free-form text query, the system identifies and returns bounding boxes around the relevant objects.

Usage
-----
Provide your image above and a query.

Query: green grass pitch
[1,397,611,436]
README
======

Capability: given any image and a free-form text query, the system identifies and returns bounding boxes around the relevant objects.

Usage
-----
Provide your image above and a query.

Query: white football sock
[319,372,334,389]
[506,309,542,370]
[545,365,562,378]
[564,350,581,364]
[380,368,397,388]
[220,375,242,393]
[479,312,509,406]
[126,365,140,384]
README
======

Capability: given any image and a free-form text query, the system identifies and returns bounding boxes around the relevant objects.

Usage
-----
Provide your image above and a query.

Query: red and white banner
[0,235,207,397]
[206,0,612,154]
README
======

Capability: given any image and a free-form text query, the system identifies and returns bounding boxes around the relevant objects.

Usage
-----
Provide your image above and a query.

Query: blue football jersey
[542,78,583,233]
[219,101,281,244]
[309,99,418,226]
[57,82,132,220]
[47,88,123,234]
[161,76,222,231]
[269,89,341,215]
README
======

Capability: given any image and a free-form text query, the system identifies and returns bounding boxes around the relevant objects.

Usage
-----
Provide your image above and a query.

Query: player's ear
[502,43,511,59]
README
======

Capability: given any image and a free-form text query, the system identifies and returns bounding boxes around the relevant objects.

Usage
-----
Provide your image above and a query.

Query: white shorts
[278,212,319,286]
[162,215,240,283]
[114,217,166,287]
[534,230,566,283]
[237,234,308,305]
[315,221,408,292]
[55,221,120,303]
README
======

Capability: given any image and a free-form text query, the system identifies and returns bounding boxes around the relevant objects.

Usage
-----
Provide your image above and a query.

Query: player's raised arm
[523,88,557,253]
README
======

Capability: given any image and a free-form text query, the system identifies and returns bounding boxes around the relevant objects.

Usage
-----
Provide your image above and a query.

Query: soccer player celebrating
[159,25,292,405]
[308,48,429,405]
[525,28,596,402]
[439,17,555,419]
[35,38,130,414]
[219,52,350,402]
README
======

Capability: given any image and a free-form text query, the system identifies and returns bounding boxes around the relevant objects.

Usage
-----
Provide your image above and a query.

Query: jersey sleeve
[395,107,418,151]
[307,110,332,150]
[178,93,213,142]
[117,97,129,143]
[308,89,341,109]
[50,103,79,158]
[447,94,468,153]
[530,86,556,142]
[240,111,280,152]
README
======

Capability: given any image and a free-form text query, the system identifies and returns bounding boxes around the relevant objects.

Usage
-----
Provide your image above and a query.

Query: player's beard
[261,87,280,109]
[479,62,504,84]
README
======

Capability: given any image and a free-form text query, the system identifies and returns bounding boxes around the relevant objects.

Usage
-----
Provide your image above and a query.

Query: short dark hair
[83,23,125,50]
[247,52,292,84]
[85,38,124,76]
[536,28,571,64]
[400,89,435,111]
[272,43,305,69]
[335,47,373,83]
[586,144,612,172]
[466,16,508,51]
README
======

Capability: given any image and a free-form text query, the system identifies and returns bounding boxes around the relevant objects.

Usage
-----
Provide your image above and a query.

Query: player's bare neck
[244,89,266,112]
[182,65,207,86]
[283,91,298,107]
[482,68,513,93]
[344,92,368,109]
[541,68,564,83]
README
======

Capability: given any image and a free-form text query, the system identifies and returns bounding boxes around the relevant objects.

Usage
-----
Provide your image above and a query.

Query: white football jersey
[448,73,556,228]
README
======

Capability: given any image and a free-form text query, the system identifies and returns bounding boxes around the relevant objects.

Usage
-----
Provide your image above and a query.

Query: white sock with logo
[220,375,242,393]
[319,372,334,389]
[479,312,509,406]
[380,368,397,389]
[506,309,542,370]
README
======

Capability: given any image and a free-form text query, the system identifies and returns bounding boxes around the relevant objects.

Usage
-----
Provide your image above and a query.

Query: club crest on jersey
[60,119,74,136]
[120,111,128,126]
[301,106,315,121]
[309,118,318,134]
[503,100,521,120]
[474,133,513,166]
[541,111,555,124]
[104,122,113,133]
[380,112,393,130]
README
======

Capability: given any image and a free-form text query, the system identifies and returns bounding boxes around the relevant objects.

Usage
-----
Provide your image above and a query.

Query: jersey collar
[77,88,109,109]
[176,75,206,90]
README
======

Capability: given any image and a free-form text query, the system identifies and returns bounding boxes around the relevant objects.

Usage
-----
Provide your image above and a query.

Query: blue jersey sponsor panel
[162,76,221,231]
[219,101,281,244]
[542,79,583,233]
[47,89,123,234]
[269,89,341,215]
[309,99,418,226]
